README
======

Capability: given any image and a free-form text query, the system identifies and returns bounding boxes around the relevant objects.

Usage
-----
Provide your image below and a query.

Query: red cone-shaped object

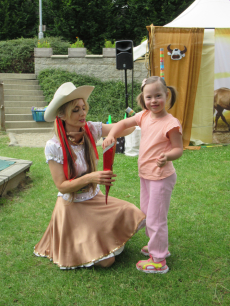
[103,142,116,204]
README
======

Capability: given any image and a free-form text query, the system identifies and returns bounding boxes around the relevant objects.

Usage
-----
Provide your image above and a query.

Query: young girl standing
[103,76,183,274]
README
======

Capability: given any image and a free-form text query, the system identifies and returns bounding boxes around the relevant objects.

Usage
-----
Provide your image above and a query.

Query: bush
[104,40,115,48]
[70,37,84,48]
[37,69,142,123]
[0,37,36,73]
[40,36,70,55]
[37,40,51,48]
[0,37,71,73]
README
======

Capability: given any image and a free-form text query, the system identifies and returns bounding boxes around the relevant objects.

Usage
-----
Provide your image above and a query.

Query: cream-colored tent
[134,0,230,143]
[165,0,230,28]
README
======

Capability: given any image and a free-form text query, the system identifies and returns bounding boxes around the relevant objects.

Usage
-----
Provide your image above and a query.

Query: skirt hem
[33,216,146,269]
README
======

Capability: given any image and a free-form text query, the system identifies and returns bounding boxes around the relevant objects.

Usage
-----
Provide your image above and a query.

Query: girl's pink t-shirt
[134,110,182,180]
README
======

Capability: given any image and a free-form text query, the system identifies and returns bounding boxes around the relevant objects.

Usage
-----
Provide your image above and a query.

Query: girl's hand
[157,153,167,167]
[89,170,116,186]
[102,136,116,150]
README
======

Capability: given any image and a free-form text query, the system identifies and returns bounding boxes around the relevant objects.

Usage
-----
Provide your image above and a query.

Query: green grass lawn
[0,132,230,306]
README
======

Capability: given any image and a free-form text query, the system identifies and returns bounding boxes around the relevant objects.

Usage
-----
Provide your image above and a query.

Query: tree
[0,0,195,53]
[0,0,38,40]
[43,0,115,53]
[108,0,194,46]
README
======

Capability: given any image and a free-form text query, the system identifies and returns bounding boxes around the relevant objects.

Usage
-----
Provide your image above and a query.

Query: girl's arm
[102,116,137,149]
[48,160,116,194]
[101,121,135,138]
[157,128,183,167]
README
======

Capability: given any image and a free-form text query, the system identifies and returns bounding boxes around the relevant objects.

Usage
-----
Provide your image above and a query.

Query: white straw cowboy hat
[44,82,95,122]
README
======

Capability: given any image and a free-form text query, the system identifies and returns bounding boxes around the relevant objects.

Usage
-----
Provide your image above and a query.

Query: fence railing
[0,80,5,131]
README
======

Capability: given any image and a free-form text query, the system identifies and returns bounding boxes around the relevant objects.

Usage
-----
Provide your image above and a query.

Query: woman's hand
[89,170,116,186]
[156,153,167,167]
[102,136,116,150]
[49,161,117,193]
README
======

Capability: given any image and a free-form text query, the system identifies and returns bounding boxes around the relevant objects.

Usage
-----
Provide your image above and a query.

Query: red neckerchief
[56,117,99,180]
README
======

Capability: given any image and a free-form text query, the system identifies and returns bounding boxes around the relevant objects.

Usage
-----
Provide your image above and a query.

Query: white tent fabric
[133,40,148,61]
[165,0,230,28]
[133,0,230,60]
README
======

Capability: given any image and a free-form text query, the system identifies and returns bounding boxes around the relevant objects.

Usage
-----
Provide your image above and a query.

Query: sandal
[141,246,171,258]
[136,256,169,274]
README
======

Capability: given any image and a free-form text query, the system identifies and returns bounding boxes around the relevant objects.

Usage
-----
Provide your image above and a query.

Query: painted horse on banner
[214,87,230,131]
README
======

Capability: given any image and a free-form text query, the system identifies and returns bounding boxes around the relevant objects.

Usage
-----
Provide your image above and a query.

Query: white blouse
[45,121,102,202]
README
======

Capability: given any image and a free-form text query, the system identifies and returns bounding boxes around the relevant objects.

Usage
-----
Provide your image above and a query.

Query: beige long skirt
[34,191,145,269]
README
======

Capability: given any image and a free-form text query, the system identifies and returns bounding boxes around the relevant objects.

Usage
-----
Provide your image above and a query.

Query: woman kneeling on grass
[33,82,145,269]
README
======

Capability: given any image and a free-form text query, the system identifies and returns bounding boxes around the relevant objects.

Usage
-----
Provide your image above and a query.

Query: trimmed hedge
[0,37,71,73]
[38,69,142,123]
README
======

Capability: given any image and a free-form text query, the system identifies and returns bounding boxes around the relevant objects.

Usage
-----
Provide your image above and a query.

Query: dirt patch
[213,127,230,144]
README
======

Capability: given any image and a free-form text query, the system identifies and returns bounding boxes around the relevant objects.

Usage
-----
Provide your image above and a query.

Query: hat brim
[44,84,95,122]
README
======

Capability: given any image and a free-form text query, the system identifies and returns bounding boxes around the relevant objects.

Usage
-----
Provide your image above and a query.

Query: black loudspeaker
[116,40,133,70]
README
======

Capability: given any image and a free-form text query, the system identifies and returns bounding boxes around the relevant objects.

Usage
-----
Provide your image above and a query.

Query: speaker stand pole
[124,67,128,110]
[132,68,134,109]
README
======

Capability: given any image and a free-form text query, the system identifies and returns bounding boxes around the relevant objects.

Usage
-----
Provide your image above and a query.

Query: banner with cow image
[146,25,204,147]
[213,29,230,144]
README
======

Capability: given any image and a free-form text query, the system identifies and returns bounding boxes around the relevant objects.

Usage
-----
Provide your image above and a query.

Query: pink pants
[140,173,177,262]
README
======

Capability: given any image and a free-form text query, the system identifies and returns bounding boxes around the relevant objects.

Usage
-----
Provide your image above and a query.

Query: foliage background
[0,37,70,73]
[38,69,142,123]
[0,0,194,54]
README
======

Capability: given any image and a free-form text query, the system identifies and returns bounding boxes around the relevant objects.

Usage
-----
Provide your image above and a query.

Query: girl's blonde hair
[54,98,97,193]
[137,76,177,110]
